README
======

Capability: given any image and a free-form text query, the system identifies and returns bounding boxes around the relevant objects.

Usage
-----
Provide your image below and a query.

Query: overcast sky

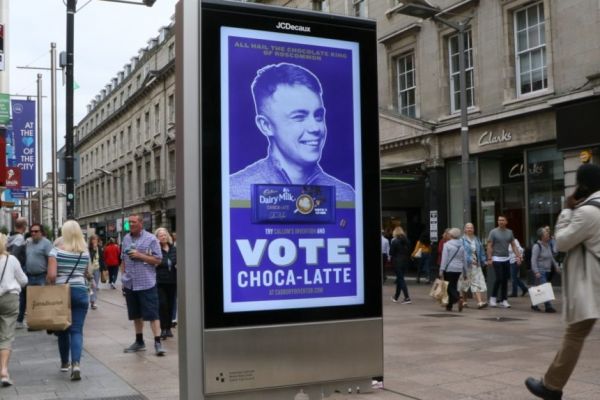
[9,0,179,176]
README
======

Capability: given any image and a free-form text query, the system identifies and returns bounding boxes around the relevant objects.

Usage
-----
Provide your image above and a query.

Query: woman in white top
[0,233,28,386]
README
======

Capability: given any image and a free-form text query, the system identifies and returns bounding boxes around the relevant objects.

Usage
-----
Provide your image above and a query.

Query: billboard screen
[202,0,381,328]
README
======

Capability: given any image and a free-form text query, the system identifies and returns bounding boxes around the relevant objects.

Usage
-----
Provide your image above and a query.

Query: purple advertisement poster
[221,27,364,312]
[10,100,36,188]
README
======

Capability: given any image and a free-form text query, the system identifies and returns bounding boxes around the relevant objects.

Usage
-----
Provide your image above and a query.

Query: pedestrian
[436,228,450,276]
[87,235,104,310]
[486,215,522,308]
[47,220,91,381]
[381,230,390,283]
[530,227,559,313]
[389,227,411,304]
[121,214,165,356]
[6,218,27,330]
[439,228,468,312]
[16,223,53,329]
[508,237,528,297]
[462,223,488,309]
[411,232,432,284]
[525,163,600,400]
[155,227,177,340]
[103,238,120,289]
[0,233,28,386]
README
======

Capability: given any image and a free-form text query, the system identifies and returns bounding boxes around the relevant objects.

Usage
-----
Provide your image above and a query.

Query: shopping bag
[101,270,109,284]
[26,285,72,331]
[429,279,449,303]
[528,282,555,306]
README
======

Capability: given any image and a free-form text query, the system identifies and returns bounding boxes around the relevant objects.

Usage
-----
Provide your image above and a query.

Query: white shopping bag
[528,282,555,306]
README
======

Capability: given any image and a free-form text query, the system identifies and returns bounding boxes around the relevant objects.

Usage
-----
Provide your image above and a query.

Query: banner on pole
[0,94,9,125]
[10,100,36,188]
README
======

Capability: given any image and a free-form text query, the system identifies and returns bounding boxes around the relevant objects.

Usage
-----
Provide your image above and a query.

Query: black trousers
[491,261,510,302]
[107,265,119,284]
[443,271,462,310]
[157,283,177,330]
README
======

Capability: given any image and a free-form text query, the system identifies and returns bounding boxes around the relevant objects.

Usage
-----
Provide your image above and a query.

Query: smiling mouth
[300,139,321,147]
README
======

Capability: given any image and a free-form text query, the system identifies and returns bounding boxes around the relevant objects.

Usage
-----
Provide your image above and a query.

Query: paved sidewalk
[5,278,600,399]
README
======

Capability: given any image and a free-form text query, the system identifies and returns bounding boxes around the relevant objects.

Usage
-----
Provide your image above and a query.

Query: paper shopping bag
[429,279,449,303]
[528,282,555,306]
[26,285,72,331]
[101,270,109,284]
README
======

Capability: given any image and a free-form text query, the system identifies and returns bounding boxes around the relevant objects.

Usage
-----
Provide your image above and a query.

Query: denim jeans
[510,262,528,295]
[491,261,510,301]
[416,253,432,283]
[57,286,89,364]
[17,274,47,323]
[107,266,119,284]
[393,264,410,301]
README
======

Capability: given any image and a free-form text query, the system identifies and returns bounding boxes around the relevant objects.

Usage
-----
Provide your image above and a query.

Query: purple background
[230,209,357,301]
[227,36,356,186]
[225,34,360,303]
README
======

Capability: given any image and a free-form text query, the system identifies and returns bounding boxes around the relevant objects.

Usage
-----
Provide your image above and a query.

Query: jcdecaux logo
[275,21,311,33]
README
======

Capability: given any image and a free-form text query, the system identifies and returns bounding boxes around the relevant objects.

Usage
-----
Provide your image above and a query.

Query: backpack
[524,242,540,270]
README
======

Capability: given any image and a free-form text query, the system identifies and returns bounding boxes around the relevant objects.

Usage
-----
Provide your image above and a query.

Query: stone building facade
[74,18,177,240]
[257,0,600,245]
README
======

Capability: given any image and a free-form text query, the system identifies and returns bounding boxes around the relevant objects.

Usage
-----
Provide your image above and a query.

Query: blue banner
[10,100,36,188]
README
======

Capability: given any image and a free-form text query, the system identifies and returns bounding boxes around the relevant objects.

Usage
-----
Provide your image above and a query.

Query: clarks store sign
[478,130,512,147]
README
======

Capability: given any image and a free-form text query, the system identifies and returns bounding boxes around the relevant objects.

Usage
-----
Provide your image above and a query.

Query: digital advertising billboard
[201,0,381,331]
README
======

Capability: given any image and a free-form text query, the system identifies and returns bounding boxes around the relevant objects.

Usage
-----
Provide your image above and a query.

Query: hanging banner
[0,94,9,125]
[222,28,363,313]
[10,100,36,188]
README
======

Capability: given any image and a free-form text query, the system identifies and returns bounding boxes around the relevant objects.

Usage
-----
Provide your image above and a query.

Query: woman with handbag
[389,227,411,304]
[439,228,468,312]
[155,227,177,339]
[411,232,432,284]
[0,233,27,386]
[47,220,90,381]
[462,223,488,309]
[87,235,104,310]
[530,227,559,313]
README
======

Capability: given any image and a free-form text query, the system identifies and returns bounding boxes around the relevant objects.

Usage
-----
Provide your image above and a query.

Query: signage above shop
[478,129,512,147]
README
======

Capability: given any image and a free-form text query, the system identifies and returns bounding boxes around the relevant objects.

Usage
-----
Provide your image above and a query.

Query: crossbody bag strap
[65,252,83,284]
[444,247,460,269]
[0,255,9,284]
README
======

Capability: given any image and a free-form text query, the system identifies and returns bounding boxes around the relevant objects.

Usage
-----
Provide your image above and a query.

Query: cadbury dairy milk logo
[275,22,311,33]
[478,130,512,147]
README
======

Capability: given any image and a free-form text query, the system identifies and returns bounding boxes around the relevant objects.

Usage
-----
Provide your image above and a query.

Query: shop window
[395,52,416,118]
[527,147,563,245]
[448,30,475,113]
[514,2,547,96]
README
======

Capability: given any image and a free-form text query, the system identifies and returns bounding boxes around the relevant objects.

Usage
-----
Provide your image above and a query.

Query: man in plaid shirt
[120,213,164,356]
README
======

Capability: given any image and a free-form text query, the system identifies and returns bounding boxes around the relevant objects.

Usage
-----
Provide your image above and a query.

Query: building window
[395,52,416,118]
[136,118,141,145]
[514,2,547,96]
[168,43,175,61]
[144,111,150,137]
[168,94,175,122]
[119,130,124,155]
[169,149,176,189]
[448,30,475,113]
[154,103,160,133]
[353,0,366,17]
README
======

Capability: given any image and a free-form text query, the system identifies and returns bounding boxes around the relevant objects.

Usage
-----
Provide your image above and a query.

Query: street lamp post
[64,0,156,220]
[96,168,124,243]
[394,1,473,226]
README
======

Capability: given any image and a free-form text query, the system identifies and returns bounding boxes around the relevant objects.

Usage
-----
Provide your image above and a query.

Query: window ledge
[503,89,554,107]
[438,106,481,123]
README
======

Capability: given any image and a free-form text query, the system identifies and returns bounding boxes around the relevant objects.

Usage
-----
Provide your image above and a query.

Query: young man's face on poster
[256,83,327,168]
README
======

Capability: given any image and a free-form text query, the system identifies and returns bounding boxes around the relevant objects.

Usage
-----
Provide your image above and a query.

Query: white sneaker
[489,297,497,307]
[500,300,511,308]
[390,296,398,303]
[16,321,27,329]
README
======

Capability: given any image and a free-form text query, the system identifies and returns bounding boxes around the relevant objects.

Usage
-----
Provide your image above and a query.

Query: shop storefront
[445,111,563,245]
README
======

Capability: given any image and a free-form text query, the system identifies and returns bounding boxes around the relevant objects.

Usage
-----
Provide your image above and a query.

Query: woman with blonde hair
[154,227,177,339]
[389,226,411,304]
[87,235,104,310]
[0,233,27,386]
[47,220,90,381]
